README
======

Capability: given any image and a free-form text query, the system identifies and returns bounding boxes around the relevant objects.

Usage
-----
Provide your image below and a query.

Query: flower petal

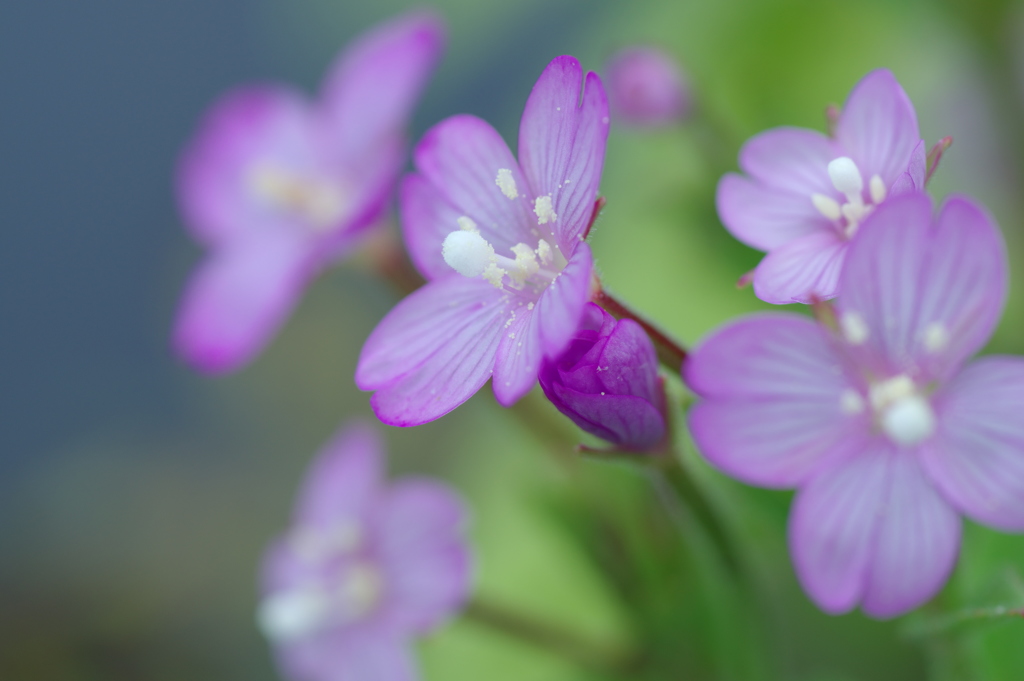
[293,422,384,529]
[518,56,610,249]
[924,357,1024,530]
[320,11,445,166]
[176,86,317,246]
[715,173,828,251]
[412,115,536,253]
[686,313,864,487]
[274,627,418,681]
[752,230,847,304]
[173,230,311,373]
[535,243,594,357]
[549,386,665,449]
[789,442,891,614]
[860,454,961,618]
[836,69,921,187]
[356,276,508,426]
[739,127,840,195]
[373,480,471,632]
[836,193,1007,383]
[597,318,660,402]
[400,172,464,280]
[492,305,544,407]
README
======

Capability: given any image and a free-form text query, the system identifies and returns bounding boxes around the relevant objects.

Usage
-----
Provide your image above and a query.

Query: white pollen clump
[534,195,558,224]
[869,174,887,204]
[828,157,864,198]
[840,311,869,345]
[258,587,330,641]
[527,302,535,310]
[880,395,936,446]
[536,239,553,264]
[442,230,494,277]
[457,216,479,233]
[923,322,950,353]
[869,374,915,412]
[840,389,865,415]
[482,263,506,288]
[811,193,842,221]
[495,168,519,199]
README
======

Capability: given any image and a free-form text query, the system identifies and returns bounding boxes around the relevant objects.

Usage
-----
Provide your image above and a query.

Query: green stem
[904,604,1024,638]
[647,455,743,581]
[462,597,641,673]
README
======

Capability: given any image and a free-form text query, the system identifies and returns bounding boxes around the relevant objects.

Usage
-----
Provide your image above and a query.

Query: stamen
[827,157,864,199]
[336,563,383,620]
[249,164,348,229]
[812,193,842,221]
[869,374,915,412]
[442,230,494,278]
[534,195,557,224]
[496,169,519,199]
[869,174,887,204]
[923,322,949,353]
[457,216,479,233]
[536,239,553,265]
[840,311,869,345]
[840,389,865,415]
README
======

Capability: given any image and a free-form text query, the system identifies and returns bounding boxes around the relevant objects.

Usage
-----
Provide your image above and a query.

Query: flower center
[842,374,936,446]
[257,560,384,641]
[248,163,350,231]
[810,156,886,238]
[441,217,566,293]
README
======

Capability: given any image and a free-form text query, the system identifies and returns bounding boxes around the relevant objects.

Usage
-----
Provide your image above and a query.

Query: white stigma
[840,311,869,345]
[880,394,936,446]
[258,586,330,641]
[923,322,949,354]
[496,168,519,199]
[534,195,557,224]
[827,157,864,198]
[442,230,495,277]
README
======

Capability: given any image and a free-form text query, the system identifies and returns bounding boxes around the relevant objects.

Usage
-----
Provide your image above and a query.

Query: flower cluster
[173,8,1024,679]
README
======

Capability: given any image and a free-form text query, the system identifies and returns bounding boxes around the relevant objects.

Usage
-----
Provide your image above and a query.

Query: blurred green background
[3,0,1024,679]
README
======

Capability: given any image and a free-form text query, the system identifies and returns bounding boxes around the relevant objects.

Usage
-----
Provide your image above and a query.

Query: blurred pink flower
[686,193,1020,617]
[259,422,471,681]
[356,55,610,426]
[606,46,691,126]
[173,12,445,373]
[717,69,925,304]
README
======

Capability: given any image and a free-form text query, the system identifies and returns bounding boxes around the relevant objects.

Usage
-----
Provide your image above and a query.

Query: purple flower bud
[605,46,691,127]
[540,303,666,450]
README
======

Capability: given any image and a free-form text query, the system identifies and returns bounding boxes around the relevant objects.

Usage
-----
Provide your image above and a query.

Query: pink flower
[605,46,691,127]
[685,192,1019,618]
[717,69,926,304]
[259,422,471,681]
[173,12,445,373]
[356,56,610,426]
[539,303,666,450]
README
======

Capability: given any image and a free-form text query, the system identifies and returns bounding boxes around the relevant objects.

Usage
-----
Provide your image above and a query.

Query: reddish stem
[592,287,688,374]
